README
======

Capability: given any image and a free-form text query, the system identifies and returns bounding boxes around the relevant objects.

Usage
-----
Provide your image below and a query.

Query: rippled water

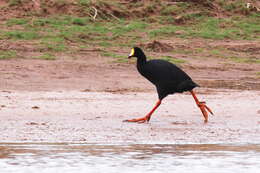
[0,143,260,173]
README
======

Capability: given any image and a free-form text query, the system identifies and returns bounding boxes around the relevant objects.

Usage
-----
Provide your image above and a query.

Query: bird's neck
[137,54,147,65]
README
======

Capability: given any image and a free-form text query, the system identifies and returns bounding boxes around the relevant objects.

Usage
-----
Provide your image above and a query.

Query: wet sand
[0,89,259,144]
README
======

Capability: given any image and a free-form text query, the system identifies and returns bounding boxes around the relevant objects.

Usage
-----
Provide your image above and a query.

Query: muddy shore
[0,89,259,144]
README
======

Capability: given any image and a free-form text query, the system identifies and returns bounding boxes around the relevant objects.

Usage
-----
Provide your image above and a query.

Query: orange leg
[123,100,161,123]
[190,90,213,123]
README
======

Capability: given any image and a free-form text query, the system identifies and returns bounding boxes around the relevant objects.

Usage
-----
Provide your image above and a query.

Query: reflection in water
[0,144,260,173]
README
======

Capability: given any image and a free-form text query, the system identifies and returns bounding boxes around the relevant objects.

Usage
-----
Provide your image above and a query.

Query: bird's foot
[123,116,151,123]
[197,101,214,123]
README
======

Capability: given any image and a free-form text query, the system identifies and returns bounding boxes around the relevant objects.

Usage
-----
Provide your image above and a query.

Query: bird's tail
[176,80,199,92]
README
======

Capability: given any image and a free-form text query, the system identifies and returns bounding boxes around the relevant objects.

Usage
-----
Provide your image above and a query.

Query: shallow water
[0,143,260,173]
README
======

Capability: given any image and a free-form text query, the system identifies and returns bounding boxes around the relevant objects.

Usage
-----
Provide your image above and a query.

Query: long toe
[199,102,213,114]
[123,116,149,123]
[205,105,214,115]
[198,101,215,123]
[201,108,209,123]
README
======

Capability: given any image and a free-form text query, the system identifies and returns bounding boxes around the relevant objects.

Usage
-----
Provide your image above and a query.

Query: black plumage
[125,47,213,123]
[137,57,198,100]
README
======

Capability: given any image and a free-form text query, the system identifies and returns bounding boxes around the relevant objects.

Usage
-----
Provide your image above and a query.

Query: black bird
[124,47,213,123]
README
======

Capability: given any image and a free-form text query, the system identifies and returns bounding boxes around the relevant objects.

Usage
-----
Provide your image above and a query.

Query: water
[0,143,260,173]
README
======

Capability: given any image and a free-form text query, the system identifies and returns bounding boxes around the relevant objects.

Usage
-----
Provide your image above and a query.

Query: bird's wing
[141,60,191,85]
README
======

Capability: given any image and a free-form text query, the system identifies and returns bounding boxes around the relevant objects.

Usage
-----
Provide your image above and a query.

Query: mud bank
[0,89,260,144]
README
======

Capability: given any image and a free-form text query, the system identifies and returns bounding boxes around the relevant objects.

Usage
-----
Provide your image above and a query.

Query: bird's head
[128,47,145,59]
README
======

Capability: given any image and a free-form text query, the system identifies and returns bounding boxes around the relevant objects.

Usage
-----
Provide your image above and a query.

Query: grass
[207,48,260,64]
[8,0,23,6]
[159,56,186,64]
[149,25,178,38]
[102,51,186,64]
[31,18,148,47]
[210,49,223,57]
[36,53,56,60]
[1,6,259,62]
[71,18,89,26]
[218,0,252,14]
[41,38,67,52]
[148,15,260,40]
[147,55,186,64]
[160,6,180,15]
[6,18,29,26]
[185,18,232,39]
[31,17,71,27]
[191,16,259,39]
[0,50,17,59]
[78,0,92,6]
[256,72,260,78]
[101,51,127,63]
[53,0,69,6]
[4,31,40,40]
[204,47,260,64]
[4,14,259,43]
[98,41,113,47]
[108,20,148,38]
[229,56,260,64]
[172,49,194,55]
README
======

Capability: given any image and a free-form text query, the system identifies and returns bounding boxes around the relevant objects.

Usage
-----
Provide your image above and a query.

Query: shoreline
[1,89,259,144]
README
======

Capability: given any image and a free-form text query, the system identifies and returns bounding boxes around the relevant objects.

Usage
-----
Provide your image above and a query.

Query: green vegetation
[101,51,127,63]
[149,26,178,37]
[0,50,17,60]
[36,53,56,60]
[256,72,260,78]
[218,0,252,15]
[1,0,259,62]
[6,18,28,26]
[78,0,91,6]
[160,6,179,15]
[182,17,258,39]
[98,41,112,47]
[53,0,69,6]
[149,15,260,40]
[228,56,260,64]
[160,56,186,64]
[160,2,189,16]
[210,49,222,57]
[172,48,194,55]
[4,31,40,40]
[71,18,88,26]
[2,9,259,43]
[41,37,67,52]
[8,0,23,6]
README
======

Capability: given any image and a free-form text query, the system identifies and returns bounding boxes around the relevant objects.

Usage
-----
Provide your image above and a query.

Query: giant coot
[124,47,213,123]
